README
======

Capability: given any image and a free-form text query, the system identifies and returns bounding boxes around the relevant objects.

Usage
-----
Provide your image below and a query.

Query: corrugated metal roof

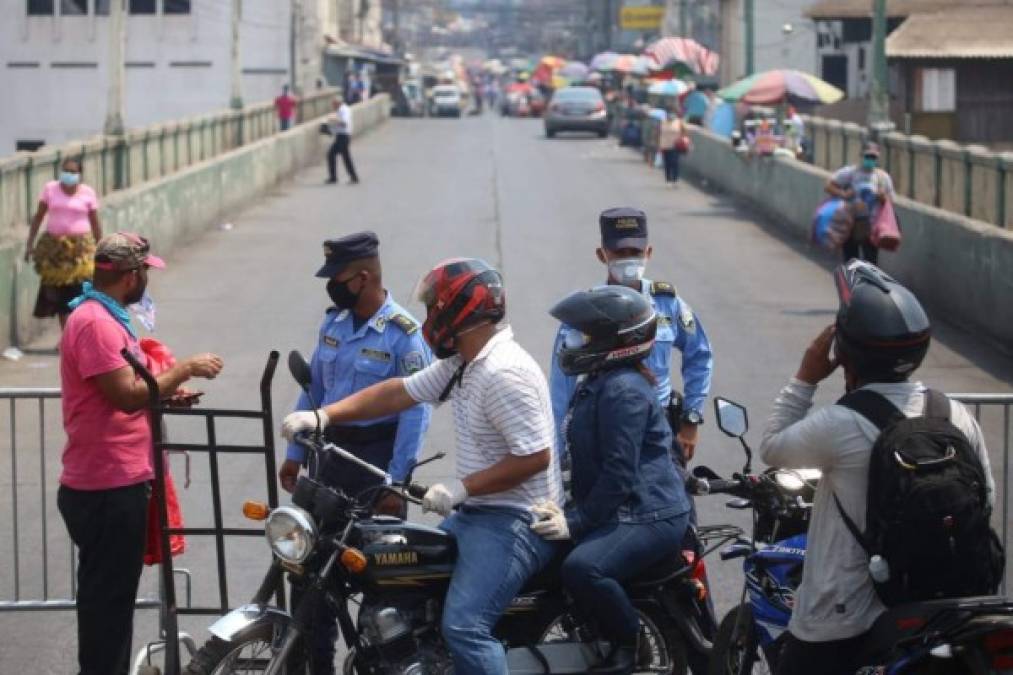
[805,0,1013,20]
[886,6,1013,59]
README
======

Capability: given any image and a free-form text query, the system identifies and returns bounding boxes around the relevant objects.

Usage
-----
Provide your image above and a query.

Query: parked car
[544,86,609,138]
[430,84,462,118]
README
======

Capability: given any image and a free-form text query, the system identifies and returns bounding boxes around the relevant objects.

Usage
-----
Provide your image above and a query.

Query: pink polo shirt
[40,180,98,237]
[59,300,153,491]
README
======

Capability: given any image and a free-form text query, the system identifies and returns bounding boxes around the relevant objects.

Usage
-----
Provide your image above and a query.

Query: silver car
[544,86,609,138]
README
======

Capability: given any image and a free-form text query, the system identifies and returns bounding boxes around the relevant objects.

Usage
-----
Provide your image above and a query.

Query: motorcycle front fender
[209,603,292,642]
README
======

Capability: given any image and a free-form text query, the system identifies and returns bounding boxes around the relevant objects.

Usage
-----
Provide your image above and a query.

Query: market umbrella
[559,61,590,81]
[648,79,691,97]
[717,69,844,105]
[589,51,620,71]
[644,37,720,77]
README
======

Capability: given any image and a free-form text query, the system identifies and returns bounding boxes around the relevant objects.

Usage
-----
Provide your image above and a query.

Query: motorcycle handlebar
[293,432,390,481]
[405,483,428,500]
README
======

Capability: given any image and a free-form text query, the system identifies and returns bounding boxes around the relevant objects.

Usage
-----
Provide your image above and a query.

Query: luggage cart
[122,349,284,675]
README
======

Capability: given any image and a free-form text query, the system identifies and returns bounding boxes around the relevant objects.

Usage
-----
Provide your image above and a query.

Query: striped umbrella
[644,37,720,77]
[717,69,844,105]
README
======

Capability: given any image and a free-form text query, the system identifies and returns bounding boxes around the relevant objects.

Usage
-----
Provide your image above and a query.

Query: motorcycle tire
[183,623,296,675]
[535,604,689,674]
[709,604,775,675]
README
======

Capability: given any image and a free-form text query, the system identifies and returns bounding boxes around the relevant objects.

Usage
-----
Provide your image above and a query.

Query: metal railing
[0,387,162,613]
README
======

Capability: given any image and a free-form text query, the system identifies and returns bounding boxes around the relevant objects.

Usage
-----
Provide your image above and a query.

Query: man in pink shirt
[275,84,297,131]
[58,232,223,675]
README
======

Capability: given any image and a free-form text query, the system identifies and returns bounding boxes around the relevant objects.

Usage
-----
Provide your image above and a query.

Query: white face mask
[607,257,647,286]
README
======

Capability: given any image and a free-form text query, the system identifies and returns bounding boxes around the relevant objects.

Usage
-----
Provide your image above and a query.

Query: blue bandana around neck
[68,281,137,339]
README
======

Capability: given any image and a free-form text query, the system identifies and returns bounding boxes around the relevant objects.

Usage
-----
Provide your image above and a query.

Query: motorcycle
[699,397,1013,675]
[184,351,741,675]
[693,397,820,675]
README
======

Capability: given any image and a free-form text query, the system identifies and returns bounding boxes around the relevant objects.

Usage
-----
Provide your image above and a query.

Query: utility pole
[744,0,755,76]
[103,0,126,135]
[868,0,892,130]
[290,0,301,93]
[229,0,243,110]
[680,0,688,37]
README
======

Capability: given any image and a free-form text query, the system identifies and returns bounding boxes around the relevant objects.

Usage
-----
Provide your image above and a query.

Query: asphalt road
[1,112,1010,674]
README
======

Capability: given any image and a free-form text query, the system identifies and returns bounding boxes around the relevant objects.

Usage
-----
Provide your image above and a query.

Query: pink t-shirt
[40,180,98,237]
[59,300,154,490]
[275,94,296,120]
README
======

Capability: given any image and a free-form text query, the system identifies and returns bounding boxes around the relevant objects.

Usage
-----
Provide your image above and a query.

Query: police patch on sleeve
[401,351,425,375]
[678,302,696,333]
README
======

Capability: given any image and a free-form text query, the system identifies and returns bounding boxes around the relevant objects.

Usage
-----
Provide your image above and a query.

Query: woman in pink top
[24,157,103,328]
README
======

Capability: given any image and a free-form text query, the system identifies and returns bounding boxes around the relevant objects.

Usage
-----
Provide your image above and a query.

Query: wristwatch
[681,410,704,426]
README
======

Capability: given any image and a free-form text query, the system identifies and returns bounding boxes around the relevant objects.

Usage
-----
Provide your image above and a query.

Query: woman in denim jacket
[532,285,691,674]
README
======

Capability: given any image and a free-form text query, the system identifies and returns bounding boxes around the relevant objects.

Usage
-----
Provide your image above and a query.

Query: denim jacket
[564,367,691,539]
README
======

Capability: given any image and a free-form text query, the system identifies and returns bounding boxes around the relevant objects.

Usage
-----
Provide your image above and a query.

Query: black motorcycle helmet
[550,285,657,376]
[834,260,931,383]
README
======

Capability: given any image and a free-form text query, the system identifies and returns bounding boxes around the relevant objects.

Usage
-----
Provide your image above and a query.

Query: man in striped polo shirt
[283,258,561,674]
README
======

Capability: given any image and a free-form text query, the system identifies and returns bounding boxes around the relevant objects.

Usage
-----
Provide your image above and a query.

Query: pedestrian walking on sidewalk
[58,232,223,675]
[24,157,103,330]
[825,141,895,265]
[326,95,359,185]
[274,84,297,131]
[659,113,690,184]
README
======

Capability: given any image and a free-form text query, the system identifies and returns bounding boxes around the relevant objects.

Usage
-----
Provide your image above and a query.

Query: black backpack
[835,388,1004,606]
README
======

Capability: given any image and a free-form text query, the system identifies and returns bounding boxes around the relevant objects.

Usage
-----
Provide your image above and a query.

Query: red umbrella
[644,37,719,77]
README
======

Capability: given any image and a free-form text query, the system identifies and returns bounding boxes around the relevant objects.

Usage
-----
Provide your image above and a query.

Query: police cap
[315,231,379,278]
[600,207,648,251]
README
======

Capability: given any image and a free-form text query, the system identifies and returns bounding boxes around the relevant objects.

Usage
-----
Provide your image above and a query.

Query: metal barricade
[0,387,162,615]
[951,393,1012,595]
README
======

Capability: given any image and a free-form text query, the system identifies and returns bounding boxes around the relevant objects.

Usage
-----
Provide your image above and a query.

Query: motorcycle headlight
[265,506,317,563]
[774,468,822,491]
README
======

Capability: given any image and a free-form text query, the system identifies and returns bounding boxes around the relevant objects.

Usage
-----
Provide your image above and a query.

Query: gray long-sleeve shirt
[760,379,994,643]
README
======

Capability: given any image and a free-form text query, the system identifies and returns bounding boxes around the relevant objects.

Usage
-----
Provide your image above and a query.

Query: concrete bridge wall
[683,126,1013,350]
[0,93,389,349]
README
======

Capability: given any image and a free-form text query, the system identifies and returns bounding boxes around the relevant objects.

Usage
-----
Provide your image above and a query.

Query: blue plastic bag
[811,199,852,250]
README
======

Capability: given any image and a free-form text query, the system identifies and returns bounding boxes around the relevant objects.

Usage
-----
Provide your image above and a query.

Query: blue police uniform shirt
[549,278,713,450]
[286,293,433,481]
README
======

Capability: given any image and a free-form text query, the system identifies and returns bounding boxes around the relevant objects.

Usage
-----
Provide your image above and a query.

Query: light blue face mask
[861,157,877,171]
[59,171,81,187]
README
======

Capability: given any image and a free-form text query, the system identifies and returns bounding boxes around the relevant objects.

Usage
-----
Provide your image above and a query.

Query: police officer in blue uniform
[549,208,713,485]
[279,231,432,675]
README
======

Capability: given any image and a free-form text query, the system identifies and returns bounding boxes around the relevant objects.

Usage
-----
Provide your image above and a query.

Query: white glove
[422,480,468,516]
[530,500,570,540]
[281,408,329,442]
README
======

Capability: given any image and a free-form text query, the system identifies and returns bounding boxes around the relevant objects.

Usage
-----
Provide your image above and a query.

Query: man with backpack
[759,260,999,675]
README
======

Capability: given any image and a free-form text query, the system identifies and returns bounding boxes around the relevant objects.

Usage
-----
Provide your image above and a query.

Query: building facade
[0,0,337,155]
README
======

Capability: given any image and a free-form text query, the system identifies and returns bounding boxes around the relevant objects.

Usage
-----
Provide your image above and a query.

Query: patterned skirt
[32,232,95,318]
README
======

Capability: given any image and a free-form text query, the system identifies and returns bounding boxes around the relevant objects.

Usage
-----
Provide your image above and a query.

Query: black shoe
[350,177,360,184]
[589,641,637,674]
[325,177,337,184]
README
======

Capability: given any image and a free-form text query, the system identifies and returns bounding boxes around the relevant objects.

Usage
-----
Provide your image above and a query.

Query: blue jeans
[561,513,688,642]
[440,506,559,675]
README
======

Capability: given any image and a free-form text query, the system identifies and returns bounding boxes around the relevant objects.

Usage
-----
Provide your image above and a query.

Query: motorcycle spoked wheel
[183,623,294,675]
[709,604,774,675]
[536,605,689,674]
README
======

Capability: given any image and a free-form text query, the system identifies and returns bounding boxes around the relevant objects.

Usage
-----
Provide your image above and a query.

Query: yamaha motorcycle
[699,397,1013,675]
[183,351,742,675]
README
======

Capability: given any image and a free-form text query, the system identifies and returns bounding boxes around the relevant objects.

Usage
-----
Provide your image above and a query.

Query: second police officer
[278,231,432,675]
[549,208,713,508]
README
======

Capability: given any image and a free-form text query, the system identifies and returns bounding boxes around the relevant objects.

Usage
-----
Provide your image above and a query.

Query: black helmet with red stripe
[414,258,506,358]
[834,260,930,382]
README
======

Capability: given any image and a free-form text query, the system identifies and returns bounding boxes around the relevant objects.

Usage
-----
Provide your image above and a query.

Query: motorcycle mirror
[714,397,749,438]
[288,350,313,392]
[692,465,722,481]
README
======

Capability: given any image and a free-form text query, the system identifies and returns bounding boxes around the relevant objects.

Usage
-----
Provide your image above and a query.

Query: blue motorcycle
[693,397,820,675]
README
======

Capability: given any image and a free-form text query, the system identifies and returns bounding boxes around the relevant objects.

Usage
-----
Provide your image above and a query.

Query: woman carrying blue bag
[530,285,691,674]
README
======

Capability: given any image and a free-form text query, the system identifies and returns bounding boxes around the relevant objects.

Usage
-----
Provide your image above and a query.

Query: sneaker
[325,178,337,184]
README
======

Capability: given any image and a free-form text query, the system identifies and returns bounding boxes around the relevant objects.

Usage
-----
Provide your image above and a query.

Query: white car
[430,85,462,118]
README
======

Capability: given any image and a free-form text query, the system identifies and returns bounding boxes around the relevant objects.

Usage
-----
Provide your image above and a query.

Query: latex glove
[530,500,570,540]
[422,480,468,516]
[281,408,329,442]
